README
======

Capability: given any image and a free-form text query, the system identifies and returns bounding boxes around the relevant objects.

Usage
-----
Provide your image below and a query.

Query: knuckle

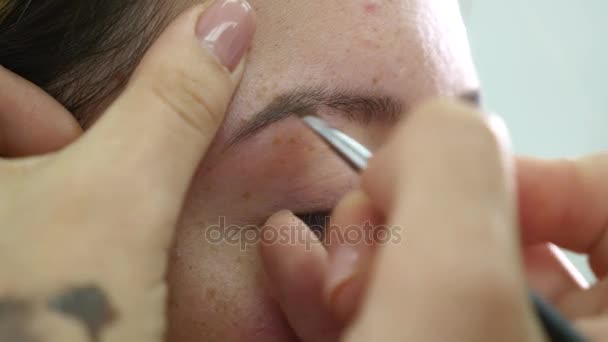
[142,55,233,134]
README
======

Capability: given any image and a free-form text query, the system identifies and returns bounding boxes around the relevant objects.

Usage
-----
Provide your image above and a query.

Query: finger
[554,277,608,321]
[524,244,588,302]
[349,100,543,341]
[517,154,608,277]
[0,66,81,157]
[62,1,255,212]
[324,191,383,323]
[574,317,608,341]
[259,211,341,342]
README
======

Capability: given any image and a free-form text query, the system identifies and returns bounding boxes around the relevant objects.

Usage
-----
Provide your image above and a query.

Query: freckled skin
[154,0,479,341]
[206,289,217,301]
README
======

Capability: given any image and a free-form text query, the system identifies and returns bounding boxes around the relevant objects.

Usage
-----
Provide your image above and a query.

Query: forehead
[216,0,477,133]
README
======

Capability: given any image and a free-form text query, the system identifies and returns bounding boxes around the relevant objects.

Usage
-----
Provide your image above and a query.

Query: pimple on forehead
[363,0,380,14]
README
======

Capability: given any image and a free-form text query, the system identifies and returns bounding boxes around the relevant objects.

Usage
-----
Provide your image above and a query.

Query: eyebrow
[228,87,482,145]
[228,87,404,145]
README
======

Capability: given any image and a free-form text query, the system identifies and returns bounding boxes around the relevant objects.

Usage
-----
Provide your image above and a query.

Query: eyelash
[296,211,332,239]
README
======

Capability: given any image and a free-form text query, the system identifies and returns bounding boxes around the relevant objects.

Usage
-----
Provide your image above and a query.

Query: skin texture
[164,0,478,341]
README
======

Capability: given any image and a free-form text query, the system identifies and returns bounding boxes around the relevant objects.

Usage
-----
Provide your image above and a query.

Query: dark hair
[0,0,171,124]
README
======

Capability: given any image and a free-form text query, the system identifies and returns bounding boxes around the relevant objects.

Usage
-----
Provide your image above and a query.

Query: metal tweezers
[300,114,586,342]
[301,115,371,171]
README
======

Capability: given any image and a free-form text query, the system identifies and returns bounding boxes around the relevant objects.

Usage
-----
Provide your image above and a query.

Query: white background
[463,0,607,282]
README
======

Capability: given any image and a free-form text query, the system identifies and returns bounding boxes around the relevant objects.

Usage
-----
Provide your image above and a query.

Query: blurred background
[462,0,607,282]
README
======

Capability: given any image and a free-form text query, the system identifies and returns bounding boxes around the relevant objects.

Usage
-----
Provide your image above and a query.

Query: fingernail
[487,114,512,151]
[326,245,362,300]
[261,210,294,244]
[328,273,363,323]
[326,246,364,322]
[196,0,256,72]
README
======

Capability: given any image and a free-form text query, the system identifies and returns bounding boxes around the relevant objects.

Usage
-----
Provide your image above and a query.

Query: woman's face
[165,0,478,340]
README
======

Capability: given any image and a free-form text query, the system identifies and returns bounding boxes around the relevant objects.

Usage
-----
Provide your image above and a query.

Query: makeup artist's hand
[333,99,545,341]
[332,113,608,341]
[333,107,608,340]
[0,2,254,342]
[259,98,608,341]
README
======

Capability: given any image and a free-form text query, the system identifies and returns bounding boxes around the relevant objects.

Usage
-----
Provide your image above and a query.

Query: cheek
[167,225,297,341]
[168,130,314,341]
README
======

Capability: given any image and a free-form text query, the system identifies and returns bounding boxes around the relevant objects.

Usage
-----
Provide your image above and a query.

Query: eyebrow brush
[300,114,586,342]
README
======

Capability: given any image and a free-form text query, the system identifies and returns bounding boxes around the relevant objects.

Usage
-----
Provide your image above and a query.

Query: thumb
[65,0,255,199]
